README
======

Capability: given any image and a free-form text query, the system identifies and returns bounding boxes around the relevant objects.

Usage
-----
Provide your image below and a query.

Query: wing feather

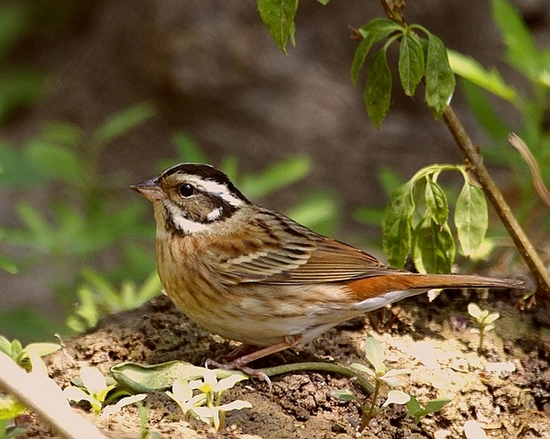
[212,210,404,285]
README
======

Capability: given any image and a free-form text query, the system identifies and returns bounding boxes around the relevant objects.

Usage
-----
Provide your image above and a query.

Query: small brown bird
[132,163,521,379]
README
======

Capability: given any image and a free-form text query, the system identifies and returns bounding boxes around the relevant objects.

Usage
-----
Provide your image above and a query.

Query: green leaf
[0,253,17,273]
[406,395,422,416]
[133,272,162,306]
[364,48,392,128]
[66,286,100,333]
[1,421,26,439]
[285,191,339,237]
[398,34,425,96]
[317,0,330,4]
[10,340,23,364]
[382,390,410,407]
[353,206,384,227]
[172,131,208,164]
[350,362,373,376]
[409,176,428,230]
[220,155,239,182]
[101,394,147,420]
[238,155,311,199]
[447,50,516,102]
[424,33,455,119]
[95,102,156,145]
[217,399,252,412]
[424,179,448,226]
[81,268,120,303]
[15,202,51,244]
[423,398,451,414]
[460,80,510,143]
[467,303,483,319]
[0,309,61,345]
[25,342,60,358]
[365,337,385,375]
[483,312,500,325]
[257,0,298,53]
[0,144,48,188]
[378,166,405,196]
[41,121,86,148]
[351,18,402,86]
[455,181,488,257]
[379,368,412,387]
[0,337,10,357]
[413,218,455,274]
[0,69,45,124]
[24,141,86,186]
[329,389,356,402]
[491,0,538,80]
[382,183,414,267]
[0,393,26,420]
[111,361,247,393]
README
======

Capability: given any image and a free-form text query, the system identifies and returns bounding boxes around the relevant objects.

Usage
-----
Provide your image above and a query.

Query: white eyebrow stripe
[187,177,245,208]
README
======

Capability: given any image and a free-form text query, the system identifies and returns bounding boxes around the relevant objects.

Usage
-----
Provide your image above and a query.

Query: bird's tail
[347,273,524,309]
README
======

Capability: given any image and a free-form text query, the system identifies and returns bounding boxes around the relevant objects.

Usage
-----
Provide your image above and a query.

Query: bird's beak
[130,178,166,201]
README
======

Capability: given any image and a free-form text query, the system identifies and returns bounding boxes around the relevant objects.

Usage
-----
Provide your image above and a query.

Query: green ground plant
[0,103,158,339]
[467,302,500,353]
[332,337,412,431]
[166,369,251,432]
[0,115,341,340]
[63,366,143,416]
[0,336,59,372]
[332,337,450,431]
[405,395,451,425]
[0,418,26,439]
[136,401,164,439]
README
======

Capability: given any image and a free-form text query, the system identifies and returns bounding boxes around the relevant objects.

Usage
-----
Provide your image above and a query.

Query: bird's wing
[214,212,404,285]
[261,238,405,284]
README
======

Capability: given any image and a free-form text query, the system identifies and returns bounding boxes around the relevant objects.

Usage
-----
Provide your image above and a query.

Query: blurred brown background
[0,0,548,328]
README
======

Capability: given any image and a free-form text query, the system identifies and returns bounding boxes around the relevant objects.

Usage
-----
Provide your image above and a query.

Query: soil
[17,281,550,439]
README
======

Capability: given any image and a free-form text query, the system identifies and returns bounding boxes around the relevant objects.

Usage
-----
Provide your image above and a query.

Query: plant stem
[478,325,485,353]
[379,0,405,24]
[442,105,550,298]
[359,379,381,432]
[260,361,374,394]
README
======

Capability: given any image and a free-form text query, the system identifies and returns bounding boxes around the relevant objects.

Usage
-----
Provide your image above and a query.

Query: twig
[509,132,550,207]
[442,106,550,297]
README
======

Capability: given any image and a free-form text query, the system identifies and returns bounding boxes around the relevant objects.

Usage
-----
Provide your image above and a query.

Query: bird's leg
[206,335,302,389]
[215,344,257,363]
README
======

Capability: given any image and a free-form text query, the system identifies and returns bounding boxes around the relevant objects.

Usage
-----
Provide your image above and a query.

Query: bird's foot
[215,344,257,363]
[206,358,272,390]
[205,336,302,391]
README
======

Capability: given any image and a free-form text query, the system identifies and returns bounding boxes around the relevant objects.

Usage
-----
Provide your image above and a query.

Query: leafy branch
[442,106,550,296]
[256,0,550,297]
[382,164,487,273]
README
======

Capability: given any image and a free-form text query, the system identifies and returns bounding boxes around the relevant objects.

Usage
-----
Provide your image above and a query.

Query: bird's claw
[205,358,272,391]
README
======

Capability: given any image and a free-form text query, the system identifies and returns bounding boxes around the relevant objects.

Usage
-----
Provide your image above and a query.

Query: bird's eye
[178,183,196,197]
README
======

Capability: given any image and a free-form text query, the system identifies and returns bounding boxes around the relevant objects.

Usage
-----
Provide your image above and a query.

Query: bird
[131,163,523,381]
